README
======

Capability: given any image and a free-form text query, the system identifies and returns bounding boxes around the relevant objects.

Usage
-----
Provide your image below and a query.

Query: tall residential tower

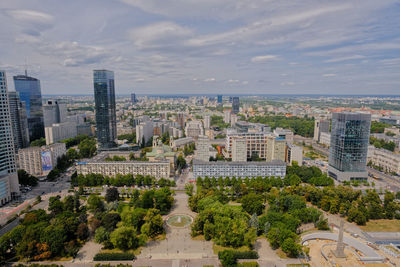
[8,91,30,151]
[93,70,117,149]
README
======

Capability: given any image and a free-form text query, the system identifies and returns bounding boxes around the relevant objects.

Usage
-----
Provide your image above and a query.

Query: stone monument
[333,221,346,258]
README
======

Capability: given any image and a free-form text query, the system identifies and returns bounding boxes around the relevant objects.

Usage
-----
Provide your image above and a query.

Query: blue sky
[1,0,400,95]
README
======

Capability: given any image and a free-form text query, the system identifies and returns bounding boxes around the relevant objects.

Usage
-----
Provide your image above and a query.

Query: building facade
[43,100,67,127]
[319,132,331,147]
[328,112,371,182]
[286,144,303,166]
[273,128,294,144]
[136,121,154,146]
[18,143,66,176]
[225,130,269,159]
[185,120,204,138]
[195,135,210,162]
[8,91,30,151]
[231,136,247,162]
[314,119,330,142]
[93,70,117,148]
[131,93,137,103]
[204,115,210,129]
[0,71,19,205]
[76,160,170,179]
[367,146,400,175]
[45,122,78,145]
[193,159,286,178]
[217,95,222,104]
[232,97,240,114]
[266,136,286,161]
[13,73,44,141]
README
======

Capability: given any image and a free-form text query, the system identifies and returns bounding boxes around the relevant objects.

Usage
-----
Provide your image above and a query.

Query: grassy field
[359,219,400,232]
[212,244,251,254]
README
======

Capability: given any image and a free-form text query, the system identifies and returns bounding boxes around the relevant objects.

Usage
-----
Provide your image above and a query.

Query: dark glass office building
[131,93,137,103]
[13,74,44,141]
[217,95,222,103]
[328,112,371,182]
[93,70,117,149]
[8,91,30,151]
[232,96,240,114]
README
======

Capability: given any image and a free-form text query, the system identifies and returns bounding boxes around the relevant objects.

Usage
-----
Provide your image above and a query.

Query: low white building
[193,159,286,178]
[76,160,170,179]
[185,120,204,138]
[319,132,331,147]
[170,137,194,149]
[367,145,400,175]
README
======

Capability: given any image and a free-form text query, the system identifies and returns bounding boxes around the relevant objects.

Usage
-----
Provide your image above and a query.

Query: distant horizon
[42,93,400,97]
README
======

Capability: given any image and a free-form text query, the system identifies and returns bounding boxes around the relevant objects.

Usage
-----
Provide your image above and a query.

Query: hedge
[93,252,135,261]
[237,262,259,267]
[218,250,258,266]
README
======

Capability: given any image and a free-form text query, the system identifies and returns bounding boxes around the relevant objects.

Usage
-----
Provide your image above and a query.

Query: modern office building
[195,135,210,162]
[217,95,222,104]
[136,121,154,146]
[319,132,331,147]
[131,93,138,103]
[43,100,67,127]
[314,119,330,142]
[274,128,294,144]
[0,70,19,205]
[225,129,269,159]
[176,112,186,129]
[266,136,286,161]
[18,143,66,176]
[328,112,371,182]
[13,72,44,141]
[8,91,30,151]
[193,159,286,178]
[93,70,117,148]
[45,122,78,145]
[286,144,303,166]
[232,96,240,114]
[231,136,247,162]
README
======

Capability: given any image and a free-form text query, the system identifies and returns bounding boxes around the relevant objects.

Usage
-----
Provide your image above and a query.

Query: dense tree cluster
[30,138,46,147]
[210,115,230,129]
[370,136,396,152]
[370,121,392,133]
[105,155,126,161]
[117,133,136,143]
[17,169,38,186]
[183,143,196,156]
[0,194,85,262]
[61,134,91,149]
[72,173,175,187]
[247,115,315,137]
[92,188,174,251]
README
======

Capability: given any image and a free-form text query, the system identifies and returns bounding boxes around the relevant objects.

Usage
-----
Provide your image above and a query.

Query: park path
[137,191,216,260]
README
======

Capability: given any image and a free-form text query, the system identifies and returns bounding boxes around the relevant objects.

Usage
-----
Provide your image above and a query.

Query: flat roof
[193,159,286,166]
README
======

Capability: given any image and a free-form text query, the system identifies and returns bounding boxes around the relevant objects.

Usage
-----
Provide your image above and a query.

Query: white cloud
[227,79,240,83]
[323,73,336,77]
[128,21,193,49]
[281,81,295,86]
[324,55,365,63]
[7,9,53,24]
[251,55,279,63]
[204,78,216,82]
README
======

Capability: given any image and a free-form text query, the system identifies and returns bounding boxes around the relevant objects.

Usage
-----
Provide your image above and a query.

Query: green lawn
[359,219,400,232]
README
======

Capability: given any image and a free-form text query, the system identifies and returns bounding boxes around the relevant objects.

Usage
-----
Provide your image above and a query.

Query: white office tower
[43,100,67,127]
[232,137,247,162]
[266,136,286,161]
[230,114,238,127]
[195,135,210,162]
[224,110,231,123]
[136,121,154,146]
[204,115,210,129]
[286,144,303,166]
[45,122,78,145]
[314,119,330,142]
[0,71,19,205]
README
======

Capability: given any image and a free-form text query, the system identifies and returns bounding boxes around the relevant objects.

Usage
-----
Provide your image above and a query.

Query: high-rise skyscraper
[0,71,20,205]
[328,112,371,182]
[13,72,44,141]
[8,91,30,151]
[217,95,222,104]
[43,100,67,127]
[232,96,240,114]
[131,93,137,103]
[93,70,117,149]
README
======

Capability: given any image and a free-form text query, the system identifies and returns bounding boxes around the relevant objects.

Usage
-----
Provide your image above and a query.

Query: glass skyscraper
[8,91,30,151]
[217,95,222,103]
[93,70,117,149]
[232,96,240,114]
[13,73,44,141]
[0,71,20,205]
[328,112,371,182]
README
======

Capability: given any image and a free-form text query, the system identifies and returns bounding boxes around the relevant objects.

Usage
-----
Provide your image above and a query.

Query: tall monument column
[333,221,346,258]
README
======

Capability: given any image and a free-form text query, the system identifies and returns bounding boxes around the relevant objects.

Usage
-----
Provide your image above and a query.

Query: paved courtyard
[137,191,216,260]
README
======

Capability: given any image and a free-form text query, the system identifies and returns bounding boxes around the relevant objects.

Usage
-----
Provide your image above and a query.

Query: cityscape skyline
[1,0,400,95]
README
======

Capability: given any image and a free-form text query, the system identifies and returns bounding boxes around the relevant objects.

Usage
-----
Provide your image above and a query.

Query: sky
[1,0,400,95]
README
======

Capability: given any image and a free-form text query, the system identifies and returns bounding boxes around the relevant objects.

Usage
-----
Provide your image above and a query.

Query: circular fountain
[166,214,193,228]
